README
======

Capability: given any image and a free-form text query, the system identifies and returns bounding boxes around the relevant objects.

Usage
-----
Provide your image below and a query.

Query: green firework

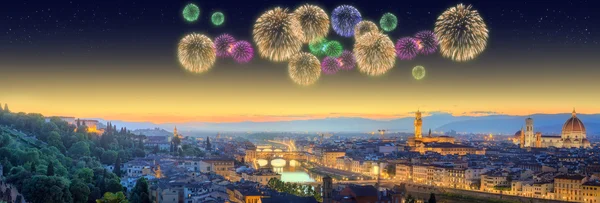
[324,41,343,57]
[309,37,328,57]
[380,13,398,32]
[412,65,426,80]
[211,12,225,26]
[182,4,200,22]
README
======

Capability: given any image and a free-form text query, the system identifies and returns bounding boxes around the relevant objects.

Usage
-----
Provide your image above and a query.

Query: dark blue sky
[2,0,598,56]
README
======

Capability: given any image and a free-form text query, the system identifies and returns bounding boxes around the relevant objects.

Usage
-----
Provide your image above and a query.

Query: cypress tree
[0,103,3,112]
[113,155,121,177]
[428,193,436,203]
[206,136,211,150]
[47,162,54,176]
[3,104,8,113]
[31,163,37,174]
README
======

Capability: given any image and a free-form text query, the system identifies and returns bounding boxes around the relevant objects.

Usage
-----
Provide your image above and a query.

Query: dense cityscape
[0,104,599,203]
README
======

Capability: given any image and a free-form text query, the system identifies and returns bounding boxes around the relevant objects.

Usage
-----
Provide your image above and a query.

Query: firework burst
[337,50,356,70]
[379,13,398,32]
[354,20,379,39]
[211,12,225,26]
[395,37,419,60]
[253,7,304,62]
[294,4,330,43]
[324,41,343,57]
[288,52,321,86]
[331,5,362,37]
[309,37,328,57]
[435,4,488,62]
[412,65,426,80]
[321,56,341,75]
[182,4,200,22]
[414,30,438,55]
[354,32,396,76]
[177,33,216,73]
[231,41,254,64]
[214,34,236,58]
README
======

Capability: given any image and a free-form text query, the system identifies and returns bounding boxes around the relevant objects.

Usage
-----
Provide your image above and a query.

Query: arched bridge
[255,151,308,161]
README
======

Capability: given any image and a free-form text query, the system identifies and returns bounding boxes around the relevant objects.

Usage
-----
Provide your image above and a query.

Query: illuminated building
[46,117,104,134]
[582,181,600,203]
[554,174,586,202]
[513,109,591,148]
[407,110,455,149]
[322,149,345,168]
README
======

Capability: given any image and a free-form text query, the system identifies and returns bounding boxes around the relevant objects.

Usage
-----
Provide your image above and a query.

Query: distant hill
[87,113,600,135]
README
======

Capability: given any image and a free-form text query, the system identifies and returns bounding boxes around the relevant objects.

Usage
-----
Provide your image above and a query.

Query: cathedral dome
[514,130,522,137]
[562,109,586,136]
[563,138,572,144]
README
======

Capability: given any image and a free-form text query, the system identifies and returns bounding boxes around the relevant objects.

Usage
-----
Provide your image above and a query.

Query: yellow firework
[288,52,321,86]
[435,4,488,62]
[354,32,396,76]
[177,33,216,73]
[294,4,330,43]
[253,7,304,62]
[354,20,378,39]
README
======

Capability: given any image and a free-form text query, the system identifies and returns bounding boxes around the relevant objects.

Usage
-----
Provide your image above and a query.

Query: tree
[96,192,128,203]
[76,168,94,184]
[48,131,66,152]
[106,179,123,193]
[428,193,436,203]
[4,104,8,113]
[405,194,416,203]
[129,177,150,203]
[30,163,37,174]
[101,150,118,165]
[206,136,211,150]
[113,155,121,177]
[71,179,91,203]
[6,166,32,191]
[172,136,181,148]
[70,141,91,159]
[22,175,72,203]
[47,161,55,176]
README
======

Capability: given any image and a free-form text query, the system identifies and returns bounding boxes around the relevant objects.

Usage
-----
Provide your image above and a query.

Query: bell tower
[415,110,423,138]
[525,117,534,147]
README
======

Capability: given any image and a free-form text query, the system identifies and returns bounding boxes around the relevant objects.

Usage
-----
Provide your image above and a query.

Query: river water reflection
[257,159,322,183]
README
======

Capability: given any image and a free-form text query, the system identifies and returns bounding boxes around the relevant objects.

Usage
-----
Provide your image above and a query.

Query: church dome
[514,130,522,137]
[562,109,586,136]
[563,138,572,144]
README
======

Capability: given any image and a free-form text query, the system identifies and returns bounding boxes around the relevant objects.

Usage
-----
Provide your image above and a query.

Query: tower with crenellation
[414,110,422,139]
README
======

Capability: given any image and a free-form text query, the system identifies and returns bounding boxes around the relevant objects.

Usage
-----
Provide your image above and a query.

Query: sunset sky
[1,0,598,123]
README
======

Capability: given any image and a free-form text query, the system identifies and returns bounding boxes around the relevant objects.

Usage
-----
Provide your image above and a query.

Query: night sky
[1,0,599,123]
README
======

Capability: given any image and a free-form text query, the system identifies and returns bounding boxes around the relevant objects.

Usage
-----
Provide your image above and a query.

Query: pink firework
[337,50,356,70]
[231,40,254,64]
[414,30,438,55]
[321,56,341,75]
[395,37,419,60]
[214,34,236,58]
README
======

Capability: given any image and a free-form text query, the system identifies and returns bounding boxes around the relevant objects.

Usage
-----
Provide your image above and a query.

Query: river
[256,158,323,183]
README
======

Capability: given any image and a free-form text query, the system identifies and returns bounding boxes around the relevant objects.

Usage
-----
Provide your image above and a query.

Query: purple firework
[337,50,356,70]
[414,30,439,55]
[395,37,419,60]
[214,34,236,58]
[231,40,254,64]
[321,56,341,75]
[331,5,362,37]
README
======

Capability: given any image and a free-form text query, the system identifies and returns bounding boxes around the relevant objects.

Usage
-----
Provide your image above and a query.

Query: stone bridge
[255,151,307,161]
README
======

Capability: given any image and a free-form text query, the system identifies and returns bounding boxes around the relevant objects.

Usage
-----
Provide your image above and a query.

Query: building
[333,185,378,203]
[406,110,455,149]
[241,169,281,186]
[514,109,591,148]
[395,164,412,182]
[200,159,235,178]
[322,149,345,168]
[418,142,481,156]
[554,174,586,202]
[481,170,510,193]
[582,181,600,203]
